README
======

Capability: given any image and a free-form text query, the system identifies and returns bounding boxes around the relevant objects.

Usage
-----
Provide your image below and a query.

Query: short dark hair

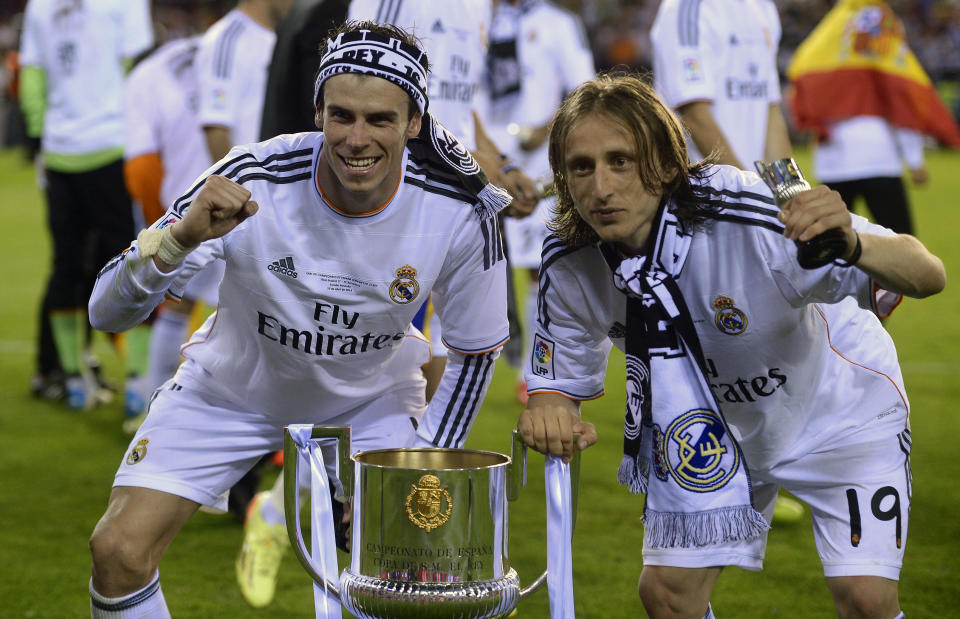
[315,20,429,120]
[547,72,715,248]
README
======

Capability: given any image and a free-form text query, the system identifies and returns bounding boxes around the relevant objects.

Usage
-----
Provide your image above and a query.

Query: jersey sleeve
[196,27,236,131]
[558,12,596,91]
[650,0,723,109]
[431,214,510,354]
[18,2,43,67]
[525,246,613,400]
[124,65,160,159]
[89,211,221,333]
[121,0,154,60]
[757,213,901,314]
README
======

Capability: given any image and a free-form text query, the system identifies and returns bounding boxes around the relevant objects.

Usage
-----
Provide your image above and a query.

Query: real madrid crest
[126,438,149,465]
[405,474,453,532]
[712,295,747,335]
[389,265,420,305]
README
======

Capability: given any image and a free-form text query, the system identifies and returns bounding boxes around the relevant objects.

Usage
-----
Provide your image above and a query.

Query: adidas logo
[431,19,444,33]
[268,256,298,278]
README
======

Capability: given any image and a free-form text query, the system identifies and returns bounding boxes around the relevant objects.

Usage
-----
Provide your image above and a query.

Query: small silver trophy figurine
[754,158,847,269]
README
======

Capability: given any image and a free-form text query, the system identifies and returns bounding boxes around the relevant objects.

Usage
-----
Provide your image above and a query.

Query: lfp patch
[683,57,703,82]
[156,214,181,229]
[531,334,555,380]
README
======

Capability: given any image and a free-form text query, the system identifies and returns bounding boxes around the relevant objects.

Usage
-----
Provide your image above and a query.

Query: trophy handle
[283,425,353,600]
[508,430,582,599]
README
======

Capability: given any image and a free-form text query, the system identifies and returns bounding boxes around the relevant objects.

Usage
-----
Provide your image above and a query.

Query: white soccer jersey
[91,131,509,445]
[349,0,491,149]
[486,0,595,180]
[125,37,212,208]
[527,165,906,473]
[815,116,925,183]
[650,0,782,165]
[18,0,153,155]
[196,9,276,148]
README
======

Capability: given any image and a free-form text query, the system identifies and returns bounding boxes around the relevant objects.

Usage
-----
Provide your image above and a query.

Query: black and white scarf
[603,204,768,548]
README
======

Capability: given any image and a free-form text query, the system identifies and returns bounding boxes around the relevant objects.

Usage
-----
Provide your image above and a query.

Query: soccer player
[18,0,153,411]
[87,21,510,617]
[517,73,944,619]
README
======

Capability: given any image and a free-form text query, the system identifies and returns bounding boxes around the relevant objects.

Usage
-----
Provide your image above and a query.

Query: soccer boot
[236,492,289,608]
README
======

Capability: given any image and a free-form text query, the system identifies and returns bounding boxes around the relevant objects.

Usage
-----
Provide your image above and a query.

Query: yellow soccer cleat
[236,492,290,607]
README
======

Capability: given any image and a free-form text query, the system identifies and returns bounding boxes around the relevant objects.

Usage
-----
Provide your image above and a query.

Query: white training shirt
[814,116,925,183]
[527,165,906,472]
[18,0,153,155]
[650,0,782,166]
[485,0,595,180]
[349,0,491,150]
[196,9,276,148]
[91,131,509,440]
[125,37,212,208]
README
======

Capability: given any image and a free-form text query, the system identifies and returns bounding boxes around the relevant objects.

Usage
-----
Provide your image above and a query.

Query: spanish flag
[787,0,960,147]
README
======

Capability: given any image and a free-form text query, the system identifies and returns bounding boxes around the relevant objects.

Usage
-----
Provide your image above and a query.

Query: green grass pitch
[0,146,958,617]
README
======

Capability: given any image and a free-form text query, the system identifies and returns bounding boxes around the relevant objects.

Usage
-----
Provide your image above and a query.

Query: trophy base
[340,568,520,619]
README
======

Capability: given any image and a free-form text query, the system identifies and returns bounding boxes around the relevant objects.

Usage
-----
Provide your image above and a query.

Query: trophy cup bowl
[284,426,576,619]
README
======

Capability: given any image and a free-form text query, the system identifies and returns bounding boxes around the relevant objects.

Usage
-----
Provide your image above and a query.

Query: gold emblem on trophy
[405,474,453,532]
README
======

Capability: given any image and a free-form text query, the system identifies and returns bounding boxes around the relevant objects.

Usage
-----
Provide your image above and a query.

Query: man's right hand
[517,392,598,462]
[171,175,258,248]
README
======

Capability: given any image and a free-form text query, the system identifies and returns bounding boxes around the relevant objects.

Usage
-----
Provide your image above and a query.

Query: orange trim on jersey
[526,388,604,402]
[315,164,400,217]
[813,305,908,415]
[164,293,182,304]
[872,281,903,319]
[179,304,220,354]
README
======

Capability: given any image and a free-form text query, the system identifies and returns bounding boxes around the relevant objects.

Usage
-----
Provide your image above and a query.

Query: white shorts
[503,197,554,270]
[114,378,426,511]
[642,428,912,580]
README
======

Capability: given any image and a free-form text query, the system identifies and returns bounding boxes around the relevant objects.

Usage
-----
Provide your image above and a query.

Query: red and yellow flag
[787,0,960,147]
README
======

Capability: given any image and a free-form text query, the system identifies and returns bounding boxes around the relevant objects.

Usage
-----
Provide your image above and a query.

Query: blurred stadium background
[0,1,958,617]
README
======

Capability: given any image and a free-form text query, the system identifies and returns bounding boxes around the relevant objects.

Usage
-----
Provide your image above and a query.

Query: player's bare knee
[639,567,714,619]
[830,577,899,619]
[89,519,155,588]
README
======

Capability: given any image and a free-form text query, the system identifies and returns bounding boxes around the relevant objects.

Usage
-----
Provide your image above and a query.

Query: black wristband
[834,233,862,267]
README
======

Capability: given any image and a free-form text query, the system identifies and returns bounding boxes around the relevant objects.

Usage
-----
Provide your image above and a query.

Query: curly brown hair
[547,72,715,248]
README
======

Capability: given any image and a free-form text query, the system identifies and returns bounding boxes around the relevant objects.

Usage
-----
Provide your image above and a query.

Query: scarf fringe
[642,505,771,549]
[617,453,649,495]
[475,183,512,220]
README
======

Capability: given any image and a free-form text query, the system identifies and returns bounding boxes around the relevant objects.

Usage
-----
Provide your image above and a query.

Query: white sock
[703,603,716,619]
[892,613,904,619]
[147,311,188,393]
[90,571,170,618]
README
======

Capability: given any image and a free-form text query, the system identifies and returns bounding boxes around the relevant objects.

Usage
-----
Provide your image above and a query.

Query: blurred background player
[787,0,960,236]
[484,0,595,404]
[197,0,294,163]
[650,0,803,524]
[122,0,234,436]
[19,0,154,412]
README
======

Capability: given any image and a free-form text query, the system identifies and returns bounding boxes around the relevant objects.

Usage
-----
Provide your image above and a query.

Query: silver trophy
[754,158,847,269]
[284,426,579,619]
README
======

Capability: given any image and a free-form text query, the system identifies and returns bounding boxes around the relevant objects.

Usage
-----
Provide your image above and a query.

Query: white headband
[314,29,429,115]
